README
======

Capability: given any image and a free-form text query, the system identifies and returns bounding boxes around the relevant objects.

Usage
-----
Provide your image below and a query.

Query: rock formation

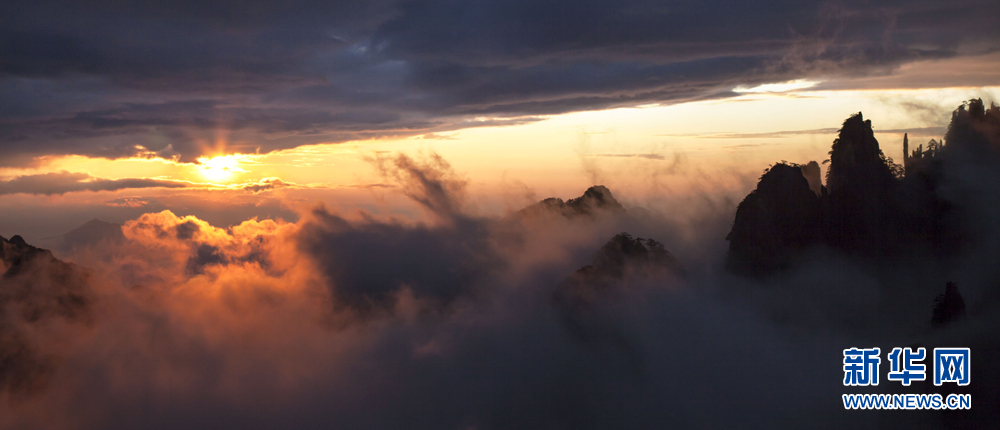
[517,185,626,219]
[1,234,93,396]
[725,163,823,276]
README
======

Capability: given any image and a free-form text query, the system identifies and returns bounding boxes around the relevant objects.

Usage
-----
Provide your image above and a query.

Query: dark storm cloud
[0,171,192,195]
[1,0,996,164]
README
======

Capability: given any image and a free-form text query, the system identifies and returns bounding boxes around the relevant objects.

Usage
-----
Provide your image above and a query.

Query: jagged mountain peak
[2,233,57,276]
[517,185,626,219]
[826,112,894,193]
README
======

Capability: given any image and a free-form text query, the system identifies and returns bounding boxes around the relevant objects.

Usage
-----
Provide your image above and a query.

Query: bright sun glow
[733,79,821,93]
[197,155,249,182]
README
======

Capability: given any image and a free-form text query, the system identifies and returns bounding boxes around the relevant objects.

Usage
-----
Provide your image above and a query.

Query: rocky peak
[2,234,53,273]
[826,112,893,194]
[555,232,679,311]
[517,185,626,219]
[945,98,1000,154]
[585,232,676,278]
[566,185,625,214]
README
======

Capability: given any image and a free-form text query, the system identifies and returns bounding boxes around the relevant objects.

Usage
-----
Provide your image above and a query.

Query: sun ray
[197,155,250,183]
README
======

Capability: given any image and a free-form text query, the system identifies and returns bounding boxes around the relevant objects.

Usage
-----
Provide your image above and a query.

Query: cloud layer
[2,109,999,427]
[2,0,997,164]
[0,171,192,195]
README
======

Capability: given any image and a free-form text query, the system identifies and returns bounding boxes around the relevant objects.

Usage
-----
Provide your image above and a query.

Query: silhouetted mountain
[725,163,823,276]
[63,219,124,250]
[1,234,92,322]
[573,232,677,283]
[931,282,966,327]
[895,136,957,253]
[825,113,899,193]
[719,102,1000,426]
[555,232,679,313]
[1,235,48,272]
[901,99,1000,184]
[725,101,999,277]
[553,232,679,359]
[1,234,93,396]
[517,185,626,219]
[825,112,901,253]
[943,98,1000,156]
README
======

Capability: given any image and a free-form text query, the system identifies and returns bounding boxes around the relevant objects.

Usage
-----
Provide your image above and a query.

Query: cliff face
[825,113,899,252]
[725,163,823,276]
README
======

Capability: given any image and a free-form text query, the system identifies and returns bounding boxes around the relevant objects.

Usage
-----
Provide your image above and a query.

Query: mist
[2,101,999,429]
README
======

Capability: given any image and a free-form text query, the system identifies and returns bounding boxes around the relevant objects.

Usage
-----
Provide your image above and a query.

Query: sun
[197,155,248,182]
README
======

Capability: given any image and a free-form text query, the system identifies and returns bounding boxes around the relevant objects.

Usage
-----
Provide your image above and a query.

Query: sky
[1,1,999,429]
[2,0,999,240]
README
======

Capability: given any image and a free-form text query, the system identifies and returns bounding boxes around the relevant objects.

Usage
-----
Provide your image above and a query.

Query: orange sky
[1,83,998,243]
